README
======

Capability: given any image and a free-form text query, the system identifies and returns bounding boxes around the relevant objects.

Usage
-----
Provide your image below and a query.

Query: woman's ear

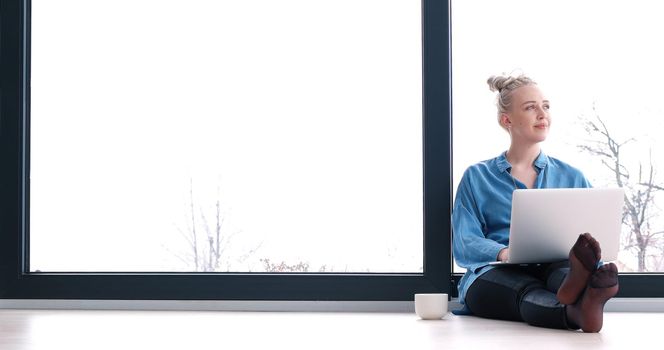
[500,113,511,129]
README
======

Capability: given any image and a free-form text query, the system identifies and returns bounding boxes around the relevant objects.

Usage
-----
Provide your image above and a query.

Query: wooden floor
[0,310,659,350]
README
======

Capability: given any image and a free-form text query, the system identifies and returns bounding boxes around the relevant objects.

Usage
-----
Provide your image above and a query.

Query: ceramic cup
[414,293,448,320]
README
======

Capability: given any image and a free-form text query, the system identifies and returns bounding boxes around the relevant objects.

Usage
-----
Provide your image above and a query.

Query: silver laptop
[491,188,624,265]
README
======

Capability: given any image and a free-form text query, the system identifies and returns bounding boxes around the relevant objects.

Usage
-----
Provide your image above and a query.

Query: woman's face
[501,84,551,144]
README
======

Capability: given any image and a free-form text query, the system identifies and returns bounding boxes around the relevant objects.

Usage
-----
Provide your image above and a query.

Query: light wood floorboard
[0,310,658,349]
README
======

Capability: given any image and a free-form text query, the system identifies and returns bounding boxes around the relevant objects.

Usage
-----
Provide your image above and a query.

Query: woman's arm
[452,172,508,270]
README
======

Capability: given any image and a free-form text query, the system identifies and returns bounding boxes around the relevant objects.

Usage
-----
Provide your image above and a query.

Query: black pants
[465,262,578,330]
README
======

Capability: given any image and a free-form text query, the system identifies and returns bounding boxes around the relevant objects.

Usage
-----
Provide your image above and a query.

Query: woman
[452,74,619,332]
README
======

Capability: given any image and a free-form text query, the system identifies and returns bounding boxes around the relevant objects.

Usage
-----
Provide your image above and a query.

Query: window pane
[30,0,423,272]
[452,0,664,272]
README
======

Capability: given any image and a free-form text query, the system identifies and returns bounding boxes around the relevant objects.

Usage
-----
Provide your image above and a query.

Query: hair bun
[487,74,534,93]
[487,75,512,92]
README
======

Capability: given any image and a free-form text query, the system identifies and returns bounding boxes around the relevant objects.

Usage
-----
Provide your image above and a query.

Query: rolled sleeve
[452,172,507,272]
[453,203,506,272]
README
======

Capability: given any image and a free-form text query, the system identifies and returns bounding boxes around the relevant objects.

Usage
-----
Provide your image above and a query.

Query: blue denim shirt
[452,151,591,307]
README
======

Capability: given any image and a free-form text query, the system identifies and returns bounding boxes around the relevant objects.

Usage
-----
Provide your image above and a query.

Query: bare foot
[557,233,601,304]
[566,263,619,333]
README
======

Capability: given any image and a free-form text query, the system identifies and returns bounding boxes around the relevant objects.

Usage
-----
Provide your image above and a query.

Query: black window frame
[4,0,659,303]
[0,0,452,300]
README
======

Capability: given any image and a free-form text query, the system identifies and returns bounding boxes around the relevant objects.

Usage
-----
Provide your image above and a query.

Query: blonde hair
[487,74,536,130]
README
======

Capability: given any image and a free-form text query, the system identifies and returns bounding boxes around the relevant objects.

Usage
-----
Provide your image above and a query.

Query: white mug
[414,293,448,320]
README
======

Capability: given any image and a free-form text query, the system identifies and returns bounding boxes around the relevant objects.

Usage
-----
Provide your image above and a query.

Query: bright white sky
[30,0,422,272]
[30,0,664,272]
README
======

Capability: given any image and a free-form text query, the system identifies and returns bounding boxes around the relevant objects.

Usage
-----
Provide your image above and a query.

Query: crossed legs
[465,233,619,332]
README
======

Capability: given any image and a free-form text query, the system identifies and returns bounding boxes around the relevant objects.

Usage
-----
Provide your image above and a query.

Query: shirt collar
[533,151,548,170]
[496,151,549,173]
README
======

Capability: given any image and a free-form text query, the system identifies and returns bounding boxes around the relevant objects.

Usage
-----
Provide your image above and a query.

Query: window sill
[1,298,662,312]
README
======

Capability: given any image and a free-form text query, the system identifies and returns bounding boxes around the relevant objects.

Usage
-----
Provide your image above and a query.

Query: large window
[451,0,664,296]
[29,0,423,273]
[4,0,661,302]
[1,0,449,300]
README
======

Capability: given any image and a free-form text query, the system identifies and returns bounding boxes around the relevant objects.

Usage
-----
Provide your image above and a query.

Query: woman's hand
[497,247,510,262]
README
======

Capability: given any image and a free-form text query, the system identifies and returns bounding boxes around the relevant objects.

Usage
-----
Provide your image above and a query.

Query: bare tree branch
[189,178,199,271]
[640,183,664,191]
[168,178,264,272]
[577,111,664,271]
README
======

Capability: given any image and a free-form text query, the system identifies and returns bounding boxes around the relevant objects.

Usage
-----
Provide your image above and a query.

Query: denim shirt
[452,151,591,306]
